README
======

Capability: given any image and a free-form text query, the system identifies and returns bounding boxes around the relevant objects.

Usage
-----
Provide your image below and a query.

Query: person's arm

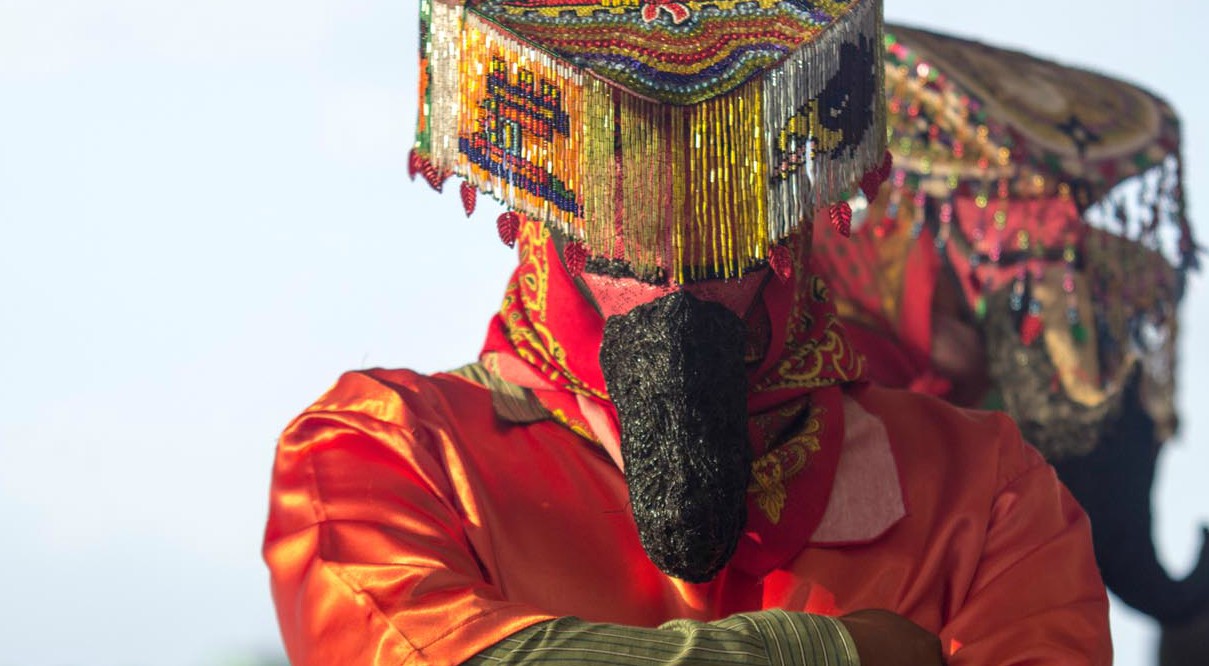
[262,382,875,666]
[940,415,1113,665]
[467,612,856,666]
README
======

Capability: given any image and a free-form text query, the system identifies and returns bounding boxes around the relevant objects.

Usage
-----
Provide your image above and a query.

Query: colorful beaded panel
[885,25,1182,208]
[415,0,887,282]
[459,55,581,216]
[879,23,1195,287]
[836,23,1197,441]
[472,0,868,106]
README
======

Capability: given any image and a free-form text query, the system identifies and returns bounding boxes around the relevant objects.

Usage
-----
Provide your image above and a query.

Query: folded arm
[263,405,860,665]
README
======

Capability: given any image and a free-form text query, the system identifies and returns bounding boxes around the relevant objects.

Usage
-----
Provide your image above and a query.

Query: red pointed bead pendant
[769,244,794,283]
[1020,313,1044,346]
[878,150,893,180]
[496,212,520,248]
[830,201,853,237]
[460,181,477,217]
[422,162,446,192]
[407,149,420,181]
[859,168,883,202]
[564,241,589,278]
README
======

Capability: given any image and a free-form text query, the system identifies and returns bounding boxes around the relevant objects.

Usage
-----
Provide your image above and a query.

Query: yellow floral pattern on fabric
[748,406,826,524]
[758,273,866,393]
[499,219,608,400]
[549,408,598,442]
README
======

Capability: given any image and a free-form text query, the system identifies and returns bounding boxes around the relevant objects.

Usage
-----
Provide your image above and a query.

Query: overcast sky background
[1,1,1206,664]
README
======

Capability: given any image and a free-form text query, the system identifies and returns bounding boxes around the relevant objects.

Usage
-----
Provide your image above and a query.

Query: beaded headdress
[818,24,1199,452]
[411,0,889,282]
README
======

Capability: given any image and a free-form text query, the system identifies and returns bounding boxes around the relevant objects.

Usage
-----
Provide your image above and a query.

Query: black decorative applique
[1056,114,1102,157]
[814,34,880,159]
[772,34,879,180]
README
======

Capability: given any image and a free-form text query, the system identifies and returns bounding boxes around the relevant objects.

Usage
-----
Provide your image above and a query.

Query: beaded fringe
[416,0,886,282]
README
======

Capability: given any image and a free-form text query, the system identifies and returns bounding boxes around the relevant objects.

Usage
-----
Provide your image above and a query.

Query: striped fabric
[448,362,551,424]
[468,609,859,665]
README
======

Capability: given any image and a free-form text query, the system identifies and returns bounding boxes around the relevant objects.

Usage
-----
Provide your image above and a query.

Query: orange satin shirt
[263,369,1111,665]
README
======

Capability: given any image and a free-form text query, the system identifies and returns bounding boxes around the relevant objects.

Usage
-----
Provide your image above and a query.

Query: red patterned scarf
[480,216,866,576]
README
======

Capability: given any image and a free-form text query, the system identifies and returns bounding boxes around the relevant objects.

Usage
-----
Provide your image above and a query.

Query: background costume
[264,2,1111,664]
[809,24,1209,631]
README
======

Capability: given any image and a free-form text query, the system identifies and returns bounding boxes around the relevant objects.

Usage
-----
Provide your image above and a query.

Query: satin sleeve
[262,381,861,666]
[941,417,1112,665]
[262,404,557,666]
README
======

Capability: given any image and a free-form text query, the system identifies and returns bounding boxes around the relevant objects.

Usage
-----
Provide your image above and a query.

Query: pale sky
[1,1,1206,664]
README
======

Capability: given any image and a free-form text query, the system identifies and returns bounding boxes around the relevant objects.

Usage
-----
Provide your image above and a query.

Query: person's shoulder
[852,383,1047,490]
[294,366,490,430]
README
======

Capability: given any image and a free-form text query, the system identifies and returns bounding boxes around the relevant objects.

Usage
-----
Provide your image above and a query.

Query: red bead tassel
[497,212,520,248]
[421,162,447,192]
[830,201,853,238]
[564,241,588,278]
[878,150,894,181]
[408,149,447,192]
[859,150,895,202]
[769,244,794,283]
[1020,313,1044,346]
[460,181,477,218]
[859,169,883,202]
[407,148,421,181]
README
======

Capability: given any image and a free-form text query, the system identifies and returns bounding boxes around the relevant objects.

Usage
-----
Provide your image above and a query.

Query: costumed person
[810,24,1209,630]
[263,2,1111,664]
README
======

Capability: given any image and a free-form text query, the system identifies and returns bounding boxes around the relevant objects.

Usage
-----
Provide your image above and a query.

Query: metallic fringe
[678,81,768,281]
[568,80,771,282]
[414,0,434,155]
[580,77,615,257]
[429,0,463,172]
[763,0,885,236]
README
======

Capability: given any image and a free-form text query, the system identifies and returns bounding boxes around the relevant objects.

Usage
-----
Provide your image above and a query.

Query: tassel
[564,241,589,278]
[422,161,446,192]
[408,149,420,181]
[1070,322,1088,344]
[1020,313,1044,346]
[497,212,520,248]
[460,181,477,217]
[858,151,893,202]
[859,168,883,202]
[830,202,853,238]
[410,149,445,192]
[769,244,794,283]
